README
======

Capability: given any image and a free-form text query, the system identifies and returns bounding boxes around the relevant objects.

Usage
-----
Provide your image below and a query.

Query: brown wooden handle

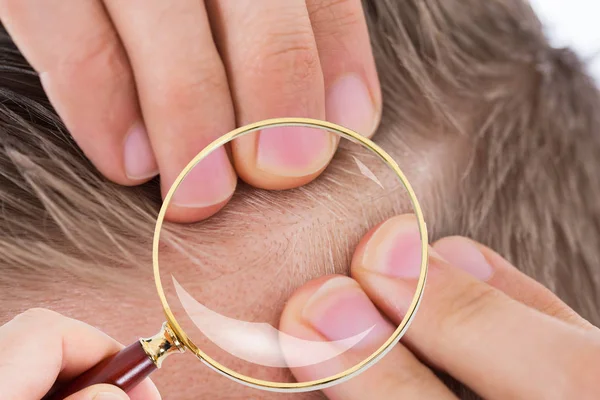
[42,341,157,400]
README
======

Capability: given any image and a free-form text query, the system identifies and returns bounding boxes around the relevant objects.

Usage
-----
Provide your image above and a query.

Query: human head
[1,0,599,398]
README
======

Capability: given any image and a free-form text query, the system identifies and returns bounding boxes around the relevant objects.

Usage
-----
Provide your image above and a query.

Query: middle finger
[103,0,238,222]
[207,0,337,190]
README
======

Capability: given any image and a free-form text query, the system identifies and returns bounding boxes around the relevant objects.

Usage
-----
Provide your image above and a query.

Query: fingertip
[39,59,154,188]
[232,128,337,190]
[325,73,381,139]
[351,213,422,279]
[348,214,428,319]
[164,196,232,223]
[279,275,393,383]
[75,129,157,188]
[162,147,237,222]
[432,236,495,281]
[280,275,390,345]
[278,276,337,381]
[279,275,333,338]
[65,384,128,400]
[369,100,383,139]
[123,123,159,182]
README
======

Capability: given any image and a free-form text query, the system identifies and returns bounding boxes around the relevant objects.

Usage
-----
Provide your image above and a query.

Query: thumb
[64,384,129,400]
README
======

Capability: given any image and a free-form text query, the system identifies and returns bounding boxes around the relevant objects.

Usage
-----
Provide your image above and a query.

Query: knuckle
[154,64,228,111]
[370,361,433,397]
[436,282,501,333]
[48,29,131,88]
[538,301,581,324]
[59,28,125,74]
[389,365,430,389]
[17,307,58,323]
[377,372,415,397]
[249,28,321,86]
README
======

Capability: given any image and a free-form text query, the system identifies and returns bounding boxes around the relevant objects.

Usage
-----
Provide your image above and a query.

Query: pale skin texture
[1,215,599,400]
[0,0,381,223]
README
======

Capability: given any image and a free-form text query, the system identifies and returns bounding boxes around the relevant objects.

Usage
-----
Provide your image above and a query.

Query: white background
[529,0,600,84]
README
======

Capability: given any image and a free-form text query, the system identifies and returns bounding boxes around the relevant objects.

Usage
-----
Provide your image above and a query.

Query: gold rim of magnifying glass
[152,117,428,393]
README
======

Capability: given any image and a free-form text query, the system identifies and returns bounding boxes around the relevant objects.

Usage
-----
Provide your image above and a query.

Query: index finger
[0,308,159,400]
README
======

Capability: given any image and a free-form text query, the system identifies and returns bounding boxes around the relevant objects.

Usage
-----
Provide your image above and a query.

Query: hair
[0,1,599,398]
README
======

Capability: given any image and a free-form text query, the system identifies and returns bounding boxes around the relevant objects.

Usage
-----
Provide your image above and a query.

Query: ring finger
[307,0,381,137]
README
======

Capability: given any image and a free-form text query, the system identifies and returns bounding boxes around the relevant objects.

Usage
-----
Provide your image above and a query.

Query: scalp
[0,5,598,399]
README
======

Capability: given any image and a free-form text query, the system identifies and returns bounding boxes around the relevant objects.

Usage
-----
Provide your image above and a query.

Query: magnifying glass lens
[157,124,424,386]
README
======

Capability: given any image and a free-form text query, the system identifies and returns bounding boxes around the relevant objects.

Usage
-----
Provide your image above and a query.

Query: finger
[351,215,600,400]
[0,308,160,400]
[307,0,381,138]
[433,236,596,330]
[66,381,160,400]
[206,0,335,190]
[125,377,162,400]
[279,275,457,400]
[0,0,157,185]
[65,384,128,400]
[103,0,237,222]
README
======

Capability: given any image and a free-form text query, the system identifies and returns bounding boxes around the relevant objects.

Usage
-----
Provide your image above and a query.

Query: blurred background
[530,0,600,83]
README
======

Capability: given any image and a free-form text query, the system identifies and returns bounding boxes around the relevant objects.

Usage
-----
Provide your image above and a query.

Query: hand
[0,0,381,222]
[0,308,160,400]
[280,214,600,399]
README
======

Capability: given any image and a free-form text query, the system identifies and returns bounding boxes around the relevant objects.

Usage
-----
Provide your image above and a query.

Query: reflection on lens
[173,278,375,368]
[157,123,423,386]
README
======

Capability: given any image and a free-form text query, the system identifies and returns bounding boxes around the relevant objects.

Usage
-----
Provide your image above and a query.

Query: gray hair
[0,2,599,397]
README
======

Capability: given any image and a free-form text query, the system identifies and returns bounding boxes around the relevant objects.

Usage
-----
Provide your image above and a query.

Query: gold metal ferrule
[140,322,185,368]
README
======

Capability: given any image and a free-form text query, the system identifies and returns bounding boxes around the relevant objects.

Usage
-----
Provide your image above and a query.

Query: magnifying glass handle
[42,323,183,400]
[42,341,156,400]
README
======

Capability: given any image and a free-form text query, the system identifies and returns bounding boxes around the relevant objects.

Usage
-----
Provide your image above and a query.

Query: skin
[0,0,381,222]
[282,215,600,399]
[0,1,598,399]
[1,215,599,400]
[0,106,459,399]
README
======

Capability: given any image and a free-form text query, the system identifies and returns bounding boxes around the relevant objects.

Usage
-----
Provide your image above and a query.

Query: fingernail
[326,74,378,136]
[256,126,335,177]
[434,237,494,281]
[359,215,423,278]
[93,393,125,400]
[124,123,158,180]
[302,277,387,342]
[171,147,237,208]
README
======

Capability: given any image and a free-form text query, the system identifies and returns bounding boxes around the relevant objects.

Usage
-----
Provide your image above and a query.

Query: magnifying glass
[43,118,428,399]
